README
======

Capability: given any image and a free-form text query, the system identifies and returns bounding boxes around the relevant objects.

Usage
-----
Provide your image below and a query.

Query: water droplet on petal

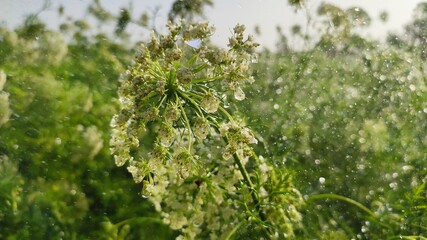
[361,225,368,233]
[251,54,258,63]
[234,86,245,101]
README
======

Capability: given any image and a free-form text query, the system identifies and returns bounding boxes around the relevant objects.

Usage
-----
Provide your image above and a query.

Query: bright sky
[0,0,423,49]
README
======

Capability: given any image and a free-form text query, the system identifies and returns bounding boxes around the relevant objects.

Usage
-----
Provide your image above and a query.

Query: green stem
[307,193,391,229]
[230,143,266,220]
[218,105,234,121]
[157,94,167,109]
[176,92,192,151]
[176,89,204,116]
[249,149,264,167]
[192,75,224,84]
[114,217,166,228]
[185,90,203,98]
[206,127,266,232]
[135,91,158,111]
[192,62,209,73]
[209,117,265,219]
[147,60,166,80]
[152,60,168,79]
[224,221,245,240]
[388,236,427,240]
[209,116,270,238]
[307,194,375,217]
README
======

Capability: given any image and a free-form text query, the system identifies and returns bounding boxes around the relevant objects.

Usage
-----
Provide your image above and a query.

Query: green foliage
[0,13,175,239]
[168,0,213,22]
[244,4,427,238]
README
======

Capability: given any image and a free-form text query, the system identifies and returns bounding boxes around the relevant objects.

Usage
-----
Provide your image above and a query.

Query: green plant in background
[0,10,177,239]
[244,3,426,239]
[110,21,303,239]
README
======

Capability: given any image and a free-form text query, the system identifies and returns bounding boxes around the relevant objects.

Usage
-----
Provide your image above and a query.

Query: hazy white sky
[0,0,424,49]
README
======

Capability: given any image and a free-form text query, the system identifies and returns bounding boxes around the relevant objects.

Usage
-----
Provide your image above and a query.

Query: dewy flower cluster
[110,21,303,239]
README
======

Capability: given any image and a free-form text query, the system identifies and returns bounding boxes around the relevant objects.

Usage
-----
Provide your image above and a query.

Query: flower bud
[165,47,182,62]
[241,127,257,144]
[165,103,181,122]
[176,67,193,85]
[143,107,160,122]
[193,117,210,141]
[201,93,220,113]
[158,123,176,147]
[233,24,246,35]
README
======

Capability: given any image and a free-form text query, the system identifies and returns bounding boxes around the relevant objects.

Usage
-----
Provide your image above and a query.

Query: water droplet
[361,225,368,233]
[251,54,258,63]
[357,164,365,170]
[234,86,245,100]
[389,182,397,190]
[282,157,287,164]
[119,97,129,104]
[402,165,412,171]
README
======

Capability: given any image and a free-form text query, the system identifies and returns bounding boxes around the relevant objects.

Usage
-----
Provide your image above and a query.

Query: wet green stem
[175,92,192,151]
[229,141,266,222]
[114,216,166,228]
[307,193,391,229]
[209,117,267,224]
